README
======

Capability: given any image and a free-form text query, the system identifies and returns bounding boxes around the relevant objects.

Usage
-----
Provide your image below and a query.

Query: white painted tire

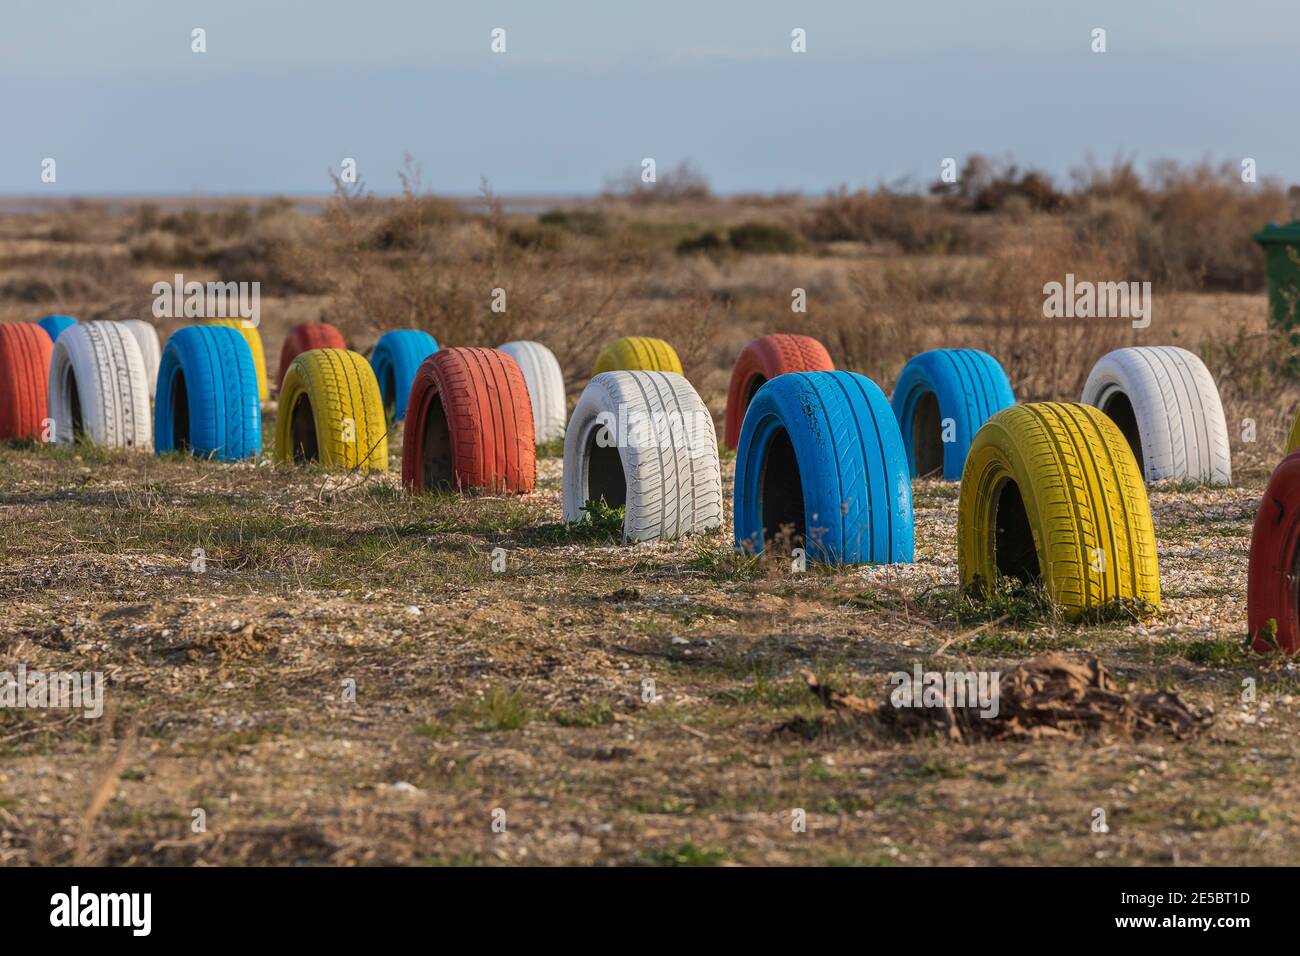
[1081,345,1231,484]
[48,321,152,450]
[562,371,723,543]
[120,319,161,397]
[499,340,566,445]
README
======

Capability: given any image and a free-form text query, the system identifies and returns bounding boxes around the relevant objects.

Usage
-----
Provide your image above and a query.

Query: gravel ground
[0,437,1294,867]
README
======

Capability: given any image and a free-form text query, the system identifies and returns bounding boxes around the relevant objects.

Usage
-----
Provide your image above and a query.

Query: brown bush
[602,160,713,206]
[802,188,994,254]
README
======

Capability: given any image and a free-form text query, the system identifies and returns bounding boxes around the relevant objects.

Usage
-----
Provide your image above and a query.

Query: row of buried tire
[0,317,1293,652]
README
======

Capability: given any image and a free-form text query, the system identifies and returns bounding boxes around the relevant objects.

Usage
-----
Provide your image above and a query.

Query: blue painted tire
[734,371,913,564]
[891,348,1015,480]
[370,330,438,421]
[154,325,261,460]
[37,315,76,342]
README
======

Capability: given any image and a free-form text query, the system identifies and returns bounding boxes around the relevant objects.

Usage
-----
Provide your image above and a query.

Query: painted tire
[563,371,722,542]
[208,319,268,402]
[120,319,162,397]
[958,402,1160,618]
[1081,345,1231,484]
[891,348,1015,480]
[0,322,53,441]
[1247,451,1300,653]
[275,349,387,471]
[723,333,834,450]
[154,325,261,460]
[37,315,76,343]
[592,336,682,376]
[402,347,535,493]
[47,321,152,449]
[370,329,438,422]
[733,370,912,564]
[278,322,346,387]
[499,340,566,445]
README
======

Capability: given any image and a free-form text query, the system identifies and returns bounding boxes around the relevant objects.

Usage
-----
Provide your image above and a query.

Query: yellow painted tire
[208,319,268,401]
[275,349,388,472]
[592,336,682,376]
[1287,407,1300,454]
[958,402,1160,617]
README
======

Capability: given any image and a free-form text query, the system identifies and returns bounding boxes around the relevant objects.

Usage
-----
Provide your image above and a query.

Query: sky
[2,0,1296,195]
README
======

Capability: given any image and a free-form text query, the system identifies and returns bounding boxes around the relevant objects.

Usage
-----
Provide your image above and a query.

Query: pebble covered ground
[0,440,1295,866]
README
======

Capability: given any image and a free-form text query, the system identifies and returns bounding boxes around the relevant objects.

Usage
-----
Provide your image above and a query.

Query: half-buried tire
[0,322,53,442]
[37,315,76,343]
[154,325,261,460]
[1081,345,1231,484]
[563,370,722,542]
[499,340,566,445]
[120,319,162,398]
[370,329,438,423]
[278,322,347,388]
[734,371,912,564]
[47,321,152,450]
[591,336,682,376]
[958,402,1160,618]
[891,348,1015,480]
[1247,451,1300,654]
[723,333,833,450]
[275,349,387,471]
[208,319,269,402]
[402,347,535,493]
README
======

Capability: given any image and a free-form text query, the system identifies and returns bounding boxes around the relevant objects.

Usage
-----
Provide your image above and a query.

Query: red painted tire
[402,347,536,494]
[723,333,834,449]
[277,322,346,387]
[0,322,54,441]
[1248,451,1300,653]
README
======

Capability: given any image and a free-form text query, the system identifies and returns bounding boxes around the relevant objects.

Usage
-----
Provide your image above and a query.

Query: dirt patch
[793,653,1216,742]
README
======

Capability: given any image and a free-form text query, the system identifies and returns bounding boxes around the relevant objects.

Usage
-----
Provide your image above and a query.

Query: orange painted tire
[278,322,346,387]
[0,322,53,441]
[723,334,834,449]
[402,347,536,494]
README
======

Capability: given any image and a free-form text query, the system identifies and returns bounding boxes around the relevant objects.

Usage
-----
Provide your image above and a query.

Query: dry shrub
[1141,161,1289,291]
[309,167,637,390]
[1074,159,1290,292]
[931,154,1068,214]
[802,188,995,254]
[0,250,123,305]
[602,160,713,206]
[126,199,328,294]
[805,227,1137,400]
[1198,322,1300,469]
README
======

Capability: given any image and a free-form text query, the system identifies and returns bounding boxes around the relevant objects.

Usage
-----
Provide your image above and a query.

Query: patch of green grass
[903,759,967,781]
[526,500,625,545]
[912,578,1157,630]
[536,437,566,459]
[686,540,762,581]
[1162,635,1252,667]
[460,688,533,731]
[415,719,447,739]
[638,842,732,866]
[1186,803,1264,831]
[551,703,616,727]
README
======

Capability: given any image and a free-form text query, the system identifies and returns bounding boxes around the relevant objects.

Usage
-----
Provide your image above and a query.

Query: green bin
[1253,222,1300,330]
